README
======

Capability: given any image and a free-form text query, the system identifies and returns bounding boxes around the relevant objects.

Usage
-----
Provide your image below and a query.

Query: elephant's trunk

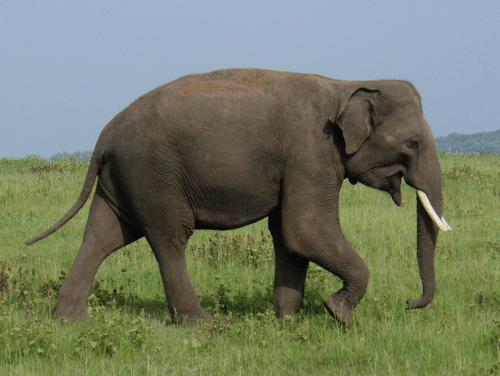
[406,156,450,309]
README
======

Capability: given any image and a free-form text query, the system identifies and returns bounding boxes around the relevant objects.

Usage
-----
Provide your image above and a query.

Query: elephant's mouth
[388,173,403,206]
[349,168,404,206]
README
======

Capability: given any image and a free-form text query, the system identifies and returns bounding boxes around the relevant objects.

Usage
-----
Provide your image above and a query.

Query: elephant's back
[162,68,331,99]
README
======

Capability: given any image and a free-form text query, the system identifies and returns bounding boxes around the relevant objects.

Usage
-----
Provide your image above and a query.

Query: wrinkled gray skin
[26,69,445,327]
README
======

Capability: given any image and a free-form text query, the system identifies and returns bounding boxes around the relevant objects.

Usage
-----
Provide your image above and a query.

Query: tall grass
[0,153,499,375]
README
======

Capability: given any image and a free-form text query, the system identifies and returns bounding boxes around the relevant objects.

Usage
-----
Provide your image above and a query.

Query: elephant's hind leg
[147,236,211,325]
[139,200,211,325]
[54,184,142,320]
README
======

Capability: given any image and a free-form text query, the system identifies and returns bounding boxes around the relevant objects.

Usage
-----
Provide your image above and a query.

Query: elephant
[26,68,451,327]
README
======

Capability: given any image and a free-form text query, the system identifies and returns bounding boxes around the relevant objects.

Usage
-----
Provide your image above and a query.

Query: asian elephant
[26,68,450,327]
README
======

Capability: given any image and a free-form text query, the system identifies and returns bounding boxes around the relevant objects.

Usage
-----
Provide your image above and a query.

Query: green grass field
[0,153,499,375]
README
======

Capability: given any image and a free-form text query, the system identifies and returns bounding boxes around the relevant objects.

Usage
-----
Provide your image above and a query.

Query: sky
[1,1,499,159]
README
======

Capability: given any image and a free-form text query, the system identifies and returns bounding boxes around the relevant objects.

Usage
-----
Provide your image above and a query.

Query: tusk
[417,190,452,231]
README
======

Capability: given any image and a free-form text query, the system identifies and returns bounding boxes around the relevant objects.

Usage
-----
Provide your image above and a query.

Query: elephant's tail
[25,149,102,246]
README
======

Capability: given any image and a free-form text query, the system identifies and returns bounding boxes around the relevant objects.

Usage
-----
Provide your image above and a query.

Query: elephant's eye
[408,140,419,149]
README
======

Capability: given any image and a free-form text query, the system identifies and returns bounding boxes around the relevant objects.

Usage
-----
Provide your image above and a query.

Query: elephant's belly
[190,184,278,230]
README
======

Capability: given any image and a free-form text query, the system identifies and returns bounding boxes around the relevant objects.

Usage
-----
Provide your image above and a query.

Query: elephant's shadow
[116,285,329,323]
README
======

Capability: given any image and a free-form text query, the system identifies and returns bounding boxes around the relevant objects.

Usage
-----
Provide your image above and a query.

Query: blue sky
[1,1,499,159]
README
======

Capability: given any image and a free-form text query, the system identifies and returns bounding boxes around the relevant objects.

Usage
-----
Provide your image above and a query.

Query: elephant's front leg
[319,237,370,328]
[269,212,309,317]
[273,251,309,318]
[279,179,369,327]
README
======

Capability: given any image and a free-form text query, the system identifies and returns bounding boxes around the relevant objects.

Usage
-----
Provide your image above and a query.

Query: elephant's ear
[331,88,380,155]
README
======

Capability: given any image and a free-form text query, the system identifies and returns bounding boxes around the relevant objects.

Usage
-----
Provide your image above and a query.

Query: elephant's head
[331,81,451,309]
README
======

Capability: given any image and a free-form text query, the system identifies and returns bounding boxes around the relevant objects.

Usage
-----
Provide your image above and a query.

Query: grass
[0,153,499,375]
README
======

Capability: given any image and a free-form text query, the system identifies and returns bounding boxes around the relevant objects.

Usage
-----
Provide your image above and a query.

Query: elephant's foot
[323,294,354,328]
[53,300,91,321]
[273,286,304,319]
[53,282,93,320]
[171,307,212,326]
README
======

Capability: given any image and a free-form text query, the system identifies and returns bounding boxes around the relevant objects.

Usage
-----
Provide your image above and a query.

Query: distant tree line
[48,150,93,161]
[434,128,500,154]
